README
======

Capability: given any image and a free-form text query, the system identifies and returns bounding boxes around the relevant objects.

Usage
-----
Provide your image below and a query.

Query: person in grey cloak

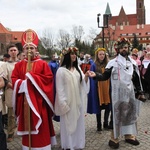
[88,37,146,149]
[54,47,89,150]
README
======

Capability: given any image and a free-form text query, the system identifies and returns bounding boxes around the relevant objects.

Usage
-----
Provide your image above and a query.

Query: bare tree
[40,28,55,49]
[106,27,116,56]
[40,28,55,57]
[72,25,84,41]
[57,29,72,50]
[88,27,99,41]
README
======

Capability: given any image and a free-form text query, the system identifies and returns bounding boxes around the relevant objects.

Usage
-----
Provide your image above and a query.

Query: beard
[120,50,129,57]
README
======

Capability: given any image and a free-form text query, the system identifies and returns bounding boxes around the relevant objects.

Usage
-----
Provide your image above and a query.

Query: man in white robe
[88,37,146,149]
[2,44,19,142]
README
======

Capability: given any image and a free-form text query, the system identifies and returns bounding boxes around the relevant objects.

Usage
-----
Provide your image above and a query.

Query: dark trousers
[2,114,8,128]
[141,78,148,93]
[96,106,110,128]
[0,111,7,150]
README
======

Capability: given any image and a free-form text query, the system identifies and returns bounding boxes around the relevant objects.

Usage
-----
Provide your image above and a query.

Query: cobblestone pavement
[8,99,150,150]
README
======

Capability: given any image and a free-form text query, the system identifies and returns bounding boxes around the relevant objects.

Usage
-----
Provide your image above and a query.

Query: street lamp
[97,13,110,48]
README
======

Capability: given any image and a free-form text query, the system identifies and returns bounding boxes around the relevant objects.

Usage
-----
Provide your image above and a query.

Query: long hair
[61,52,82,82]
[94,51,108,73]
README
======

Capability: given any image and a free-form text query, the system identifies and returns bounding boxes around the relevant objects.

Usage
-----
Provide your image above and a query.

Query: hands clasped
[85,71,96,78]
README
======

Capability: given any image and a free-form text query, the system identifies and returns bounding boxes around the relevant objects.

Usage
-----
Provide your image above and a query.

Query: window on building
[14,36,17,40]
[121,34,126,36]
[146,32,150,35]
[1,43,4,53]
[128,33,133,36]
[135,33,141,35]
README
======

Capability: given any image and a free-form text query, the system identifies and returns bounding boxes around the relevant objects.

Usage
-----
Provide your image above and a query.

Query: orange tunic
[97,68,110,106]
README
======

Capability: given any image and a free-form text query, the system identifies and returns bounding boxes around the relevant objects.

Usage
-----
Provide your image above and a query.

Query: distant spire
[105,2,112,16]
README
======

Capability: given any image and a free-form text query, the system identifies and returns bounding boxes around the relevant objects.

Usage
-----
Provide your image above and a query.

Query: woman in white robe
[55,47,89,150]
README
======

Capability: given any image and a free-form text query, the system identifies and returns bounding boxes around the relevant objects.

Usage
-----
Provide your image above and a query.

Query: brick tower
[136,0,145,24]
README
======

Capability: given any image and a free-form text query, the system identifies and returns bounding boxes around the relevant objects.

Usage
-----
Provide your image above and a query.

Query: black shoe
[97,127,102,131]
[108,140,119,149]
[97,123,102,131]
[103,123,108,129]
[125,138,140,145]
[108,122,113,129]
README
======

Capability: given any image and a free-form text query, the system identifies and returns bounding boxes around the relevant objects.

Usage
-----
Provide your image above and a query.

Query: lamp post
[97,13,110,48]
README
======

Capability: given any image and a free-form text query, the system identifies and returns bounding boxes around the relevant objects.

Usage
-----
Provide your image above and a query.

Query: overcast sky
[0,0,149,37]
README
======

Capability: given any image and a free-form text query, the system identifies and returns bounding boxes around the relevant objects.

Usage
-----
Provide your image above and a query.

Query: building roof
[109,6,138,26]
[0,23,10,33]
[95,24,150,42]
[105,3,111,15]
[0,23,23,43]
[127,14,138,25]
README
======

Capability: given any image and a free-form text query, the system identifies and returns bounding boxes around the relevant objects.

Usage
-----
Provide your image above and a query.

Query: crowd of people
[0,29,149,150]
[131,45,150,99]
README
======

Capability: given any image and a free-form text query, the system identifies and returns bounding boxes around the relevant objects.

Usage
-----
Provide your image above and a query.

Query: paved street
[8,98,150,150]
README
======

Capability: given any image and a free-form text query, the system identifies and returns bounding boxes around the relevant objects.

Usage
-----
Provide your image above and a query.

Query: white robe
[2,61,17,107]
[55,67,89,150]
[106,54,141,138]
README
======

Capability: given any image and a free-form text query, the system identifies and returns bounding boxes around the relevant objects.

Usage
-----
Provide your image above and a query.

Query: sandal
[125,138,140,145]
[108,140,119,149]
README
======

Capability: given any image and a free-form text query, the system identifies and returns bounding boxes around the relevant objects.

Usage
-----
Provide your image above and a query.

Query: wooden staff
[23,29,37,150]
[27,44,32,150]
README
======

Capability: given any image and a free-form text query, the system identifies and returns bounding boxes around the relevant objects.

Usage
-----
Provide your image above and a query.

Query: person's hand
[84,70,89,77]
[7,82,12,89]
[88,71,96,77]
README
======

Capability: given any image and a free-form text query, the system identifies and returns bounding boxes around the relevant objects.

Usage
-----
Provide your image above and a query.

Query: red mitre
[21,29,39,48]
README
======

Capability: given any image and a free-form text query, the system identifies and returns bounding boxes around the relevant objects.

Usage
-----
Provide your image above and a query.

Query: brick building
[94,0,150,55]
[0,23,23,55]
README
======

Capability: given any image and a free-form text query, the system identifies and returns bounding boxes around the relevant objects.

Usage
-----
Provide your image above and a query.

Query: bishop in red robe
[11,29,57,150]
